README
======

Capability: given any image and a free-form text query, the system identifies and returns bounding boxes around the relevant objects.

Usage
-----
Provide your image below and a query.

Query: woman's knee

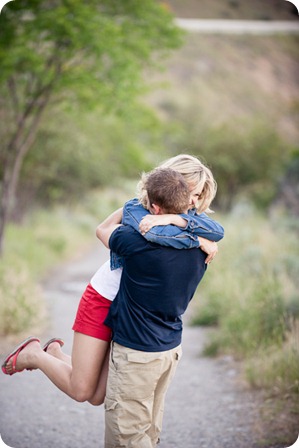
[72,383,104,405]
[88,394,104,406]
[72,384,95,403]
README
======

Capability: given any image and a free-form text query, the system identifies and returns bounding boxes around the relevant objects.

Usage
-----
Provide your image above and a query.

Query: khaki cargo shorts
[104,342,182,448]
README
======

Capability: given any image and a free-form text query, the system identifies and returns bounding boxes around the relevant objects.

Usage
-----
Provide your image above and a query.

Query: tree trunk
[0,88,52,256]
[0,170,12,255]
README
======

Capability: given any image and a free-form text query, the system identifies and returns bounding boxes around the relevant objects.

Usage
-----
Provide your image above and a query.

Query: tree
[0,0,183,254]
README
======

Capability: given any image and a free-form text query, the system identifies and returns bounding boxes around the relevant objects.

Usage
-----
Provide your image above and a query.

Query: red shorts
[72,283,112,342]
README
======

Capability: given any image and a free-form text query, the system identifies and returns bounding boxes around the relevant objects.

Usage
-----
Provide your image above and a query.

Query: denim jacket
[111,198,224,270]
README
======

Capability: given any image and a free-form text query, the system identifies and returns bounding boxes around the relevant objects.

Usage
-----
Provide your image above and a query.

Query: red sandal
[2,336,40,376]
[42,338,64,352]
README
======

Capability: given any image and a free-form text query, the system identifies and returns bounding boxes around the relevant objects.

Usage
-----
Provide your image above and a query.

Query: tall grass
[0,207,94,337]
[0,184,134,337]
[192,203,299,397]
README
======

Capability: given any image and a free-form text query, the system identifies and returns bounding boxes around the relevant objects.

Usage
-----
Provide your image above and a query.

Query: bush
[191,207,299,396]
[0,262,43,335]
[0,186,133,337]
[246,321,299,395]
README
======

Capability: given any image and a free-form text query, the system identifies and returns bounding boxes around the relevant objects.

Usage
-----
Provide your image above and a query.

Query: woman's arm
[198,237,218,264]
[97,201,219,264]
[123,199,223,251]
[96,207,123,249]
[139,214,187,234]
[123,199,199,249]
[139,211,224,242]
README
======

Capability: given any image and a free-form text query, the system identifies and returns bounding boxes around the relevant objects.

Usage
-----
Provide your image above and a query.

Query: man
[97,168,218,448]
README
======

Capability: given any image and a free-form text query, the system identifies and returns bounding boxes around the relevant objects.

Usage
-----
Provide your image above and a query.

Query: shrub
[0,262,43,335]
[192,207,299,397]
[246,321,299,395]
[0,187,132,337]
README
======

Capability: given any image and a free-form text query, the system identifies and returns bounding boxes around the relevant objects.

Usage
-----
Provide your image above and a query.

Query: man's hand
[198,237,218,264]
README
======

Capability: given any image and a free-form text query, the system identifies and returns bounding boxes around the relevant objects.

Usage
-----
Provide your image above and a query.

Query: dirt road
[0,243,274,448]
[175,19,299,34]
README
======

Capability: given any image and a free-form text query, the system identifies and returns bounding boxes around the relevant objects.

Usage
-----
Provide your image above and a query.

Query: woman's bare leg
[46,336,110,405]
[4,333,109,405]
[69,331,110,404]
[46,342,72,365]
[86,345,110,406]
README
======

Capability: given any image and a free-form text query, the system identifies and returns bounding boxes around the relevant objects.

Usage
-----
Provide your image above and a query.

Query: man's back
[105,225,207,352]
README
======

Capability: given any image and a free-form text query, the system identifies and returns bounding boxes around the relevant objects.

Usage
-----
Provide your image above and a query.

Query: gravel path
[0,244,270,448]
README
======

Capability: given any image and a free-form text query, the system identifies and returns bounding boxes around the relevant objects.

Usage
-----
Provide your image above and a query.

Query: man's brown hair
[143,168,189,214]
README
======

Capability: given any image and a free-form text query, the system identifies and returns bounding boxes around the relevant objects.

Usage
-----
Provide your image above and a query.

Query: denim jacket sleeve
[121,199,224,250]
[179,210,224,242]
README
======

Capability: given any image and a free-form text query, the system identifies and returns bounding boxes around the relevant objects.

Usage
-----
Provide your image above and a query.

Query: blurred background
[0,1,298,445]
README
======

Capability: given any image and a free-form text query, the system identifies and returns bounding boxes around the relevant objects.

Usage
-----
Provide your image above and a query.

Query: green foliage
[191,207,299,395]
[222,278,285,354]
[170,114,294,210]
[0,262,42,335]
[5,206,94,277]
[276,151,299,216]
[0,0,184,254]
[0,187,129,336]
[17,104,162,209]
[151,33,299,211]
[0,0,183,215]
[246,327,299,395]
[0,0,183,111]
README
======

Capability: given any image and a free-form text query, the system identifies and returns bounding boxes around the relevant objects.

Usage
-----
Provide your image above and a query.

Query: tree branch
[5,60,62,162]
[7,76,20,122]
[9,88,53,203]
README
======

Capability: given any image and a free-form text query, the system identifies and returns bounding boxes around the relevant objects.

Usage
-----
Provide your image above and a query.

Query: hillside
[146,2,299,211]
[150,33,299,144]
[164,0,299,20]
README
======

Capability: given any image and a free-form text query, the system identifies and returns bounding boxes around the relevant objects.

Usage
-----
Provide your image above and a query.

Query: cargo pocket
[104,397,118,412]
[104,398,122,447]
[119,352,162,400]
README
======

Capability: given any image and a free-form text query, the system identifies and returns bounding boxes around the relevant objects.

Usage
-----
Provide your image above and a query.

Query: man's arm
[96,208,123,248]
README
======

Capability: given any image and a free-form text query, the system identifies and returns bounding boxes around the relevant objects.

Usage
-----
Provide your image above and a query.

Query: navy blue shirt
[105,225,207,352]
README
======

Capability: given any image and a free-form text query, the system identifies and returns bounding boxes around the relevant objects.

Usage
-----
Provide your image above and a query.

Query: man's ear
[151,203,162,215]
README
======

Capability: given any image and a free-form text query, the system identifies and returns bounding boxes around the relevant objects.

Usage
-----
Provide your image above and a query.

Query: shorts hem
[72,323,111,342]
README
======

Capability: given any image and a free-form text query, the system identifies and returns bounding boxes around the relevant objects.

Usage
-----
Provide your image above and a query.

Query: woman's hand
[139,215,169,235]
[198,237,218,264]
[139,214,187,235]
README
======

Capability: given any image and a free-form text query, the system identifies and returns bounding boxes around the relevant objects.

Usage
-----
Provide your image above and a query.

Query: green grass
[0,184,134,337]
[191,205,299,398]
[0,207,94,336]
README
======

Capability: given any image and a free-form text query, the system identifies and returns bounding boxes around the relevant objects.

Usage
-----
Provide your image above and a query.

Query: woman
[2,154,223,406]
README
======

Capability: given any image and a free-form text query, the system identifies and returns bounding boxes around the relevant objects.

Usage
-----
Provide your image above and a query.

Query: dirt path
[0,244,272,448]
[175,19,299,34]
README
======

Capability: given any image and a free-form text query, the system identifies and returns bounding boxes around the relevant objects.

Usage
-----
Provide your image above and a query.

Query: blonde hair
[138,154,217,214]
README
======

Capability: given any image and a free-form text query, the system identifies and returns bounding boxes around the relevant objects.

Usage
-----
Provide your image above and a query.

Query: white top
[90,260,122,301]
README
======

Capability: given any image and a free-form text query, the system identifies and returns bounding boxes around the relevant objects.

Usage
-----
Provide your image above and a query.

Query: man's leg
[105,343,168,448]
[147,345,182,444]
